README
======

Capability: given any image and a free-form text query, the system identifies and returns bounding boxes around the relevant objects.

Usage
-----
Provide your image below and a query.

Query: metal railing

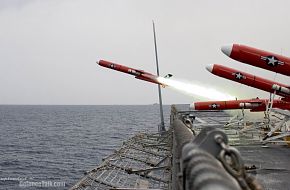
[171,105,262,190]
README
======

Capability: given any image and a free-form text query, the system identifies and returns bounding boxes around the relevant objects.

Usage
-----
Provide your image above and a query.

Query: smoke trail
[157,77,235,101]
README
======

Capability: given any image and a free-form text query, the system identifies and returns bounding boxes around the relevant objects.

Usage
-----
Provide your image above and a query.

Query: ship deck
[182,109,290,190]
[71,105,290,190]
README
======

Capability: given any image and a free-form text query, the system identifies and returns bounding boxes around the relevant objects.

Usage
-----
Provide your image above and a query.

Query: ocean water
[0,105,170,189]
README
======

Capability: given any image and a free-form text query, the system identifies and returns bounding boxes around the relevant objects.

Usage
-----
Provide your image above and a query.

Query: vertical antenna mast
[152,21,166,132]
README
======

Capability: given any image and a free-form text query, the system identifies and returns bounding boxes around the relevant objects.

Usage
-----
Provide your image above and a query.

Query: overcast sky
[1,0,290,105]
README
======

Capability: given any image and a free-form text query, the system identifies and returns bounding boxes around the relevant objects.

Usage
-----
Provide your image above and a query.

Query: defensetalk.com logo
[19,180,66,188]
[1,176,66,188]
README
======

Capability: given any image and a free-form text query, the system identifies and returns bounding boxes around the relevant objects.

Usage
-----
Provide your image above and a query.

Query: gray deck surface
[237,145,290,190]
[182,106,290,190]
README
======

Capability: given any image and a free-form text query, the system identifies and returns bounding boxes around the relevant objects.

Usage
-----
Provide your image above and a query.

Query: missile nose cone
[221,44,233,57]
[206,64,214,73]
[96,60,101,65]
[189,103,195,110]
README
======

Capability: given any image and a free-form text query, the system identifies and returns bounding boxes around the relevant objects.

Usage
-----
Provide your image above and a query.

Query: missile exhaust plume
[157,77,235,101]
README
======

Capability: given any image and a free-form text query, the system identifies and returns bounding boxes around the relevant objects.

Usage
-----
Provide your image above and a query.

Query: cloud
[0,0,35,11]
[1,0,290,104]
